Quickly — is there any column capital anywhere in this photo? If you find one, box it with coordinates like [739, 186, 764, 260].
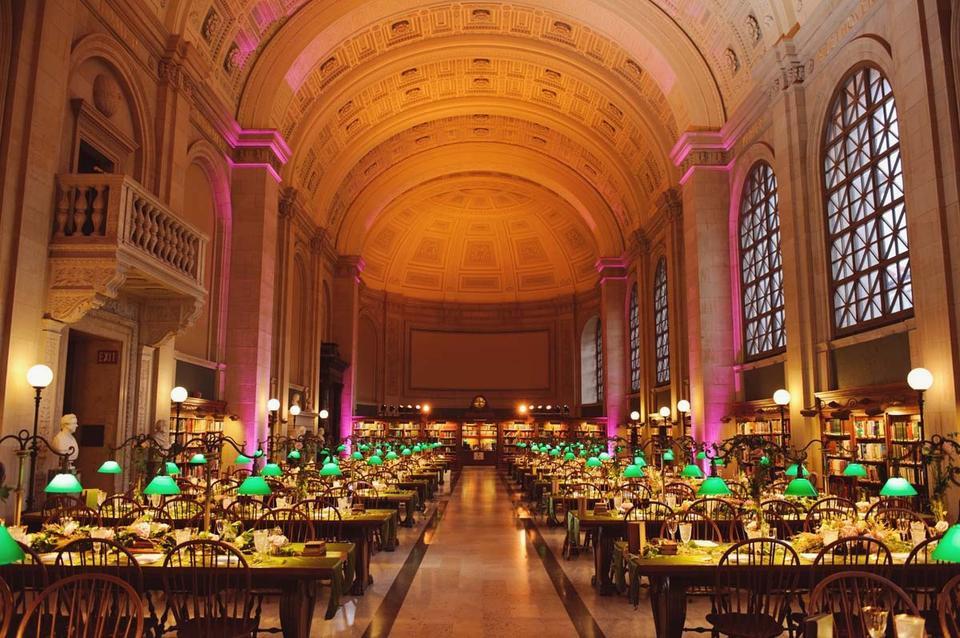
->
[335, 255, 365, 282]
[279, 186, 307, 220]
[229, 128, 291, 182]
[669, 131, 732, 185]
[595, 257, 628, 282]
[656, 187, 683, 221]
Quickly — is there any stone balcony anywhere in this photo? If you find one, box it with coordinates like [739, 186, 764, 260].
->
[47, 174, 208, 345]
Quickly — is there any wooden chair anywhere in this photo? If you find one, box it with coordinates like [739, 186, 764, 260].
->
[16, 573, 144, 638]
[760, 498, 807, 537]
[689, 498, 740, 541]
[224, 497, 267, 523]
[292, 500, 343, 541]
[255, 508, 316, 543]
[813, 537, 893, 574]
[0, 543, 48, 631]
[664, 481, 697, 502]
[809, 571, 920, 638]
[41, 497, 99, 526]
[156, 496, 204, 527]
[99, 495, 145, 527]
[804, 496, 856, 532]
[161, 540, 258, 638]
[905, 536, 947, 637]
[937, 573, 960, 638]
[866, 497, 916, 520]
[660, 512, 723, 543]
[868, 506, 928, 537]
[54, 537, 160, 636]
[0, 576, 13, 638]
[624, 501, 673, 521]
[707, 539, 800, 638]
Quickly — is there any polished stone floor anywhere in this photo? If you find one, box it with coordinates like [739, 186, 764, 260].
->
[263, 466, 709, 636]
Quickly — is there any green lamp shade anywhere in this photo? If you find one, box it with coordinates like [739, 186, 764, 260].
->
[681, 463, 704, 478]
[45, 472, 83, 494]
[351, 451, 363, 460]
[662, 449, 675, 463]
[143, 474, 180, 496]
[784, 477, 819, 498]
[261, 463, 283, 477]
[843, 462, 868, 478]
[386, 451, 398, 460]
[599, 452, 611, 461]
[880, 476, 918, 497]
[785, 464, 803, 477]
[549, 448, 559, 457]
[320, 462, 344, 477]
[932, 524, 960, 562]
[237, 475, 272, 496]
[0, 525, 25, 566]
[189, 453, 207, 465]
[287, 449, 302, 460]
[253, 449, 265, 458]
[564, 451, 576, 461]
[585, 456, 602, 468]
[165, 462, 181, 476]
[359, 443, 369, 451]
[634, 456, 647, 468]
[367, 455, 383, 466]
[759, 456, 771, 466]
[516, 442, 526, 448]
[374, 449, 384, 457]
[337, 444, 347, 452]
[623, 464, 644, 479]
[97, 460, 122, 474]
[234, 454, 252, 464]
[698, 476, 731, 496]
[696, 451, 706, 460]
[713, 458, 725, 467]
[401, 448, 412, 456]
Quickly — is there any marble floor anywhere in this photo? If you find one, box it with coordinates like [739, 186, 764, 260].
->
[283, 466, 708, 636]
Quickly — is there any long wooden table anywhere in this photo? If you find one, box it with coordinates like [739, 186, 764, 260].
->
[9, 541, 353, 637]
[629, 548, 960, 638]
[354, 490, 419, 527]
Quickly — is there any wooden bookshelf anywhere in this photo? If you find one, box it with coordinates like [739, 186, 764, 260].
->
[815, 383, 925, 499]
[726, 400, 791, 472]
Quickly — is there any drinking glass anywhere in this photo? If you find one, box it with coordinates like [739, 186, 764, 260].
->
[665, 519, 678, 540]
[862, 606, 889, 638]
[253, 530, 270, 558]
[665, 494, 677, 509]
[679, 523, 692, 544]
[173, 529, 191, 546]
[898, 518, 911, 541]
[96, 491, 106, 507]
[909, 522, 927, 547]
[215, 518, 226, 538]
[894, 614, 926, 638]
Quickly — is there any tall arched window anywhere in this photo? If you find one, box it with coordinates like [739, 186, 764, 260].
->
[739, 161, 785, 359]
[653, 257, 670, 386]
[629, 284, 640, 392]
[595, 319, 604, 403]
[823, 65, 912, 334]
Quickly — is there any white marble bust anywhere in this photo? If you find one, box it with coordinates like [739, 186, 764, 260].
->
[52, 413, 79, 464]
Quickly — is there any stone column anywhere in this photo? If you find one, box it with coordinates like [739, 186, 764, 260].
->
[154, 42, 197, 207]
[597, 258, 628, 444]
[332, 256, 364, 442]
[672, 133, 735, 443]
[223, 130, 288, 451]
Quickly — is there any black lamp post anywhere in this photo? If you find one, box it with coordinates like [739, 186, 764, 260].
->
[25, 364, 53, 512]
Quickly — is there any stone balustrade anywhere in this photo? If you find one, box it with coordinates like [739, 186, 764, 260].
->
[53, 174, 206, 286]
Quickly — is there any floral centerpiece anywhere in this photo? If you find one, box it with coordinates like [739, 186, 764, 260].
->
[789, 517, 913, 554]
[114, 515, 174, 551]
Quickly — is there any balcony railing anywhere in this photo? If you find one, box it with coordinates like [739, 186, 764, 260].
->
[53, 174, 206, 287]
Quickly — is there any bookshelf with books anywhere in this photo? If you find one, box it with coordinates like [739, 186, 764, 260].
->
[815, 384, 925, 498]
[169, 397, 226, 444]
[727, 400, 791, 472]
[539, 420, 569, 443]
[352, 419, 387, 445]
[424, 421, 460, 457]
[574, 420, 604, 442]
[500, 420, 535, 464]
[460, 421, 499, 466]
[386, 420, 421, 441]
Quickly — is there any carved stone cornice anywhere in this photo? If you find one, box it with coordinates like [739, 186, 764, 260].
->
[656, 187, 682, 221]
[595, 257, 628, 282]
[334, 255, 365, 282]
[230, 129, 291, 182]
[279, 186, 305, 220]
[630, 229, 650, 256]
[47, 260, 129, 324]
[669, 131, 730, 184]
[157, 58, 195, 97]
[310, 228, 329, 256]
[139, 298, 204, 347]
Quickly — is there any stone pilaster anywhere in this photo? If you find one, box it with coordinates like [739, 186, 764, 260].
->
[223, 130, 287, 450]
[671, 132, 735, 443]
[596, 257, 628, 443]
[332, 256, 364, 441]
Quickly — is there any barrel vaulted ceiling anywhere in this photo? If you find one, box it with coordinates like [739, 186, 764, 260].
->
[156, 0, 818, 301]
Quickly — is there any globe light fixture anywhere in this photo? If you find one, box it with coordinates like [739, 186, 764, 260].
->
[773, 389, 791, 406]
[659, 406, 671, 419]
[97, 460, 122, 474]
[422, 404, 432, 414]
[907, 367, 934, 392]
[677, 399, 691, 414]
[319, 409, 330, 419]
[26, 364, 53, 389]
[289, 404, 301, 417]
[629, 410, 640, 421]
[267, 398, 280, 412]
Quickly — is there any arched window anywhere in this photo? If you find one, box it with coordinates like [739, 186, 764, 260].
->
[580, 316, 601, 404]
[823, 65, 912, 334]
[595, 319, 603, 403]
[653, 257, 670, 386]
[629, 284, 640, 392]
[739, 161, 785, 359]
